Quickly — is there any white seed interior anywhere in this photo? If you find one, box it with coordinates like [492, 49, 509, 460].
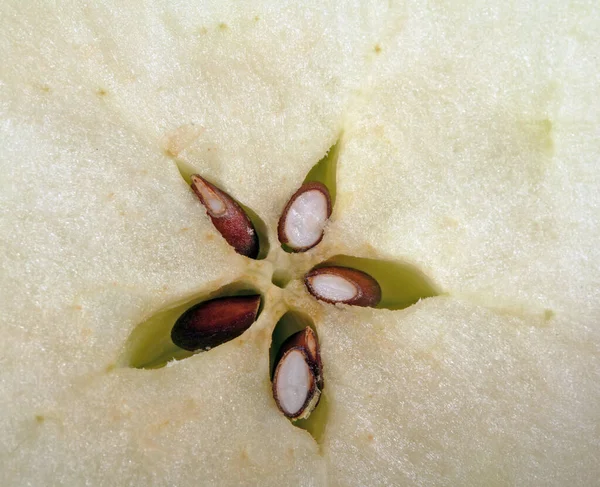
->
[193, 178, 227, 216]
[284, 189, 328, 248]
[306, 332, 317, 361]
[310, 274, 357, 302]
[276, 350, 312, 416]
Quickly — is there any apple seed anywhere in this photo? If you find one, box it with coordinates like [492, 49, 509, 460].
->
[278, 182, 332, 252]
[191, 174, 259, 258]
[171, 295, 261, 351]
[304, 266, 382, 307]
[272, 327, 322, 420]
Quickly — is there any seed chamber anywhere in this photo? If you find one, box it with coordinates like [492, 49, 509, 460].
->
[280, 140, 340, 254]
[120, 282, 262, 370]
[313, 255, 440, 310]
[270, 310, 328, 442]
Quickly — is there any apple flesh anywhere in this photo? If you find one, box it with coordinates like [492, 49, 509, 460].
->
[1, 1, 599, 486]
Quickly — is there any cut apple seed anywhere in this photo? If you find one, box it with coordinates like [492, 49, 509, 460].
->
[274, 326, 323, 388]
[171, 295, 261, 352]
[277, 181, 332, 252]
[304, 266, 382, 307]
[190, 174, 259, 259]
[272, 327, 322, 420]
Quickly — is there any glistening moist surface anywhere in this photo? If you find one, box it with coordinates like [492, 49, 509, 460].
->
[1, 1, 599, 486]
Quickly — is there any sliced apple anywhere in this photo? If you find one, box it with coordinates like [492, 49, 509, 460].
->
[0, 0, 598, 486]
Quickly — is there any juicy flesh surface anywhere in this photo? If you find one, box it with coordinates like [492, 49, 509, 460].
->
[309, 274, 357, 302]
[1, 0, 599, 486]
[276, 350, 312, 416]
[284, 190, 329, 248]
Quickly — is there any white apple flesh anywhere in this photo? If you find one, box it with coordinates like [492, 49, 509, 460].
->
[1, 1, 598, 486]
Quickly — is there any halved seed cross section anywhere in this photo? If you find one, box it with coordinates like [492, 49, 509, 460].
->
[276, 350, 314, 415]
[121, 143, 440, 435]
[278, 181, 332, 252]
